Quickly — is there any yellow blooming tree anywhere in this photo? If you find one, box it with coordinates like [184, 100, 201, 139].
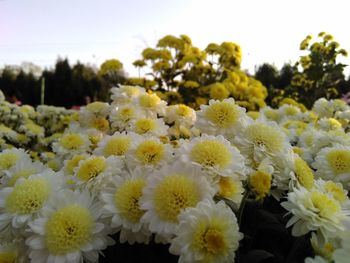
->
[288, 32, 348, 108]
[129, 34, 267, 110]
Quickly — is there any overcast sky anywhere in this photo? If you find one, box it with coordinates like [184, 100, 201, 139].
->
[1, 0, 349, 76]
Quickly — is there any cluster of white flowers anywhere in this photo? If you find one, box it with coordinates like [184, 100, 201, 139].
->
[1, 88, 350, 262]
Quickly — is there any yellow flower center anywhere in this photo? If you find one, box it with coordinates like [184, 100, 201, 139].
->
[45, 205, 93, 255]
[205, 102, 240, 128]
[124, 86, 141, 97]
[135, 140, 164, 165]
[0, 153, 18, 170]
[6, 179, 50, 214]
[64, 155, 87, 175]
[114, 178, 146, 223]
[326, 149, 350, 175]
[8, 169, 36, 186]
[139, 94, 160, 109]
[246, 123, 284, 153]
[264, 109, 279, 121]
[176, 104, 192, 117]
[250, 171, 272, 199]
[76, 157, 106, 181]
[218, 176, 240, 199]
[310, 191, 340, 219]
[135, 119, 157, 134]
[324, 181, 348, 204]
[103, 137, 131, 157]
[119, 107, 135, 122]
[154, 175, 200, 223]
[191, 140, 232, 169]
[294, 157, 314, 190]
[59, 134, 84, 150]
[91, 117, 109, 132]
[193, 222, 227, 255]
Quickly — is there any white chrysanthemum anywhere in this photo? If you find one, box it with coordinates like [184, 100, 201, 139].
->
[1, 158, 48, 187]
[164, 104, 197, 127]
[277, 104, 302, 121]
[125, 136, 173, 170]
[126, 117, 169, 136]
[18, 120, 45, 138]
[135, 92, 167, 117]
[259, 106, 281, 123]
[73, 155, 123, 191]
[304, 255, 330, 263]
[177, 134, 247, 178]
[195, 98, 250, 138]
[317, 117, 343, 131]
[93, 132, 137, 158]
[140, 162, 215, 237]
[0, 171, 66, 237]
[281, 186, 349, 240]
[234, 120, 291, 163]
[52, 132, 91, 157]
[312, 98, 334, 118]
[100, 167, 151, 244]
[110, 85, 146, 106]
[333, 232, 350, 263]
[312, 145, 350, 190]
[0, 148, 31, 173]
[286, 153, 315, 191]
[0, 124, 17, 141]
[169, 200, 243, 263]
[26, 189, 113, 263]
[109, 105, 144, 132]
[216, 175, 244, 206]
[62, 154, 89, 176]
[314, 179, 350, 208]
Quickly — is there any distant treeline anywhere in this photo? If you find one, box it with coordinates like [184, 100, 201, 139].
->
[0, 58, 126, 108]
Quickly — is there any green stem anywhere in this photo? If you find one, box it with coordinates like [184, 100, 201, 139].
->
[238, 189, 250, 228]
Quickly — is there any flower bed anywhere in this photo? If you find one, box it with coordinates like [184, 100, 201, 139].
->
[0, 86, 349, 263]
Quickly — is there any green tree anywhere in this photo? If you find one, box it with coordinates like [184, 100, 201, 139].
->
[288, 32, 348, 108]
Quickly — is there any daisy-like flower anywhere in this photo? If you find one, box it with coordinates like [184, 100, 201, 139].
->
[249, 159, 274, 200]
[312, 145, 350, 190]
[93, 132, 136, 158]
[195, 98, 250, 139]
[73, 155, 123, 192]
[140, 162, 215, 237]
[288, 154, 315, 190]
[52, 131, 91, 157]
[0, 171, 66, 237]
[109, 105, 143, 132]
[314, 179, 350, 208]
[18, 120, 45, 139]
[234, 119, 291, 163]
[169, 200, 243, 263]
[178, 134, 247, 178]
[0, 124, 17, 141]
[1, 158, 47, 187]
[317, 117, 343, 131]
[164, 104, 196, 127]
[136, 92, 167, 117]
[312, 98, 335, 118]
[110, 85, 146, 106]
[126, 117, 169, 137]
[125, 136, 173, 170]
[26, 189, 113, 263]
[333, 232, 350, 263]
[216, 176, 244, 205]
[0, 148, 31, 173]
[281, 186, 349, 240]
[100, 167, 151, 244]
[62, 154, 89, 176]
